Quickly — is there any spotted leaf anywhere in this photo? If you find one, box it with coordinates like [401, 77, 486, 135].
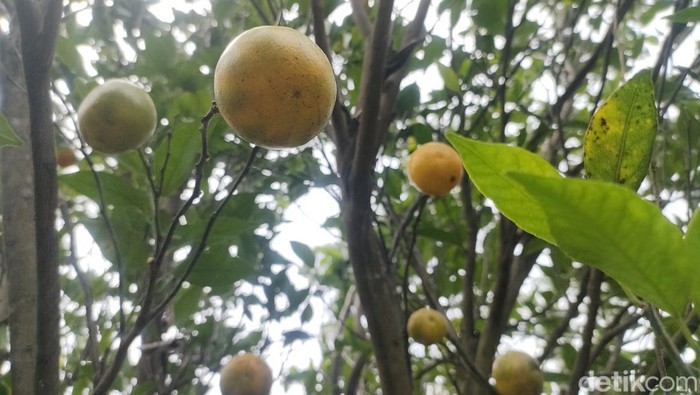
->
[583, 70, 657, 190]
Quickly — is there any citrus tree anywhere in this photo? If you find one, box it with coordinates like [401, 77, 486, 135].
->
[0, 0, 699, 394]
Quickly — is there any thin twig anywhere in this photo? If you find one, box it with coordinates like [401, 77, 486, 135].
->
[80, 143, 127, 334]
[152, 146, 261, 316]
[389, 194, 429, 264]
[93, 104, 218, 394]
[59, 202, 101, 377]
[539, 267, 591, 362]
[646, 307, 694, 378]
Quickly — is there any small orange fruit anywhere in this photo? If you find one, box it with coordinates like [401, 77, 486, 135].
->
[219, 353, 273, 395]
[407, 141, 463, 196]
[56, 147, 79, 167]
[214, 26, 337, 149]
[407, 307, 449, 345]
[78, 79, 157, 154]
[492, 350, 543, 395]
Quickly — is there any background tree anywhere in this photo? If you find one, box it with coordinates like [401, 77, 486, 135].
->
[0, 0, 698, 394]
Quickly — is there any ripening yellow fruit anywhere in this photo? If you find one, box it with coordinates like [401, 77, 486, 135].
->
[78, 79, 157, 154]
[407, 141, 463, 196]
[214, 26, 337, 149]
[492, 351, 544, 395]
[407, 307, 449, 345]
[220, 353, 273, 395]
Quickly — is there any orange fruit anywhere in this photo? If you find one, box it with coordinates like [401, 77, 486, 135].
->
[407, 307, 449, 345]
[407, 142, 463, 196]
[56, 147, 79, 167]
[219, 353, 273, 395]
[78, 79, 157, 154]
[492, 351, 543, 395]
[213, 26, 337, 149]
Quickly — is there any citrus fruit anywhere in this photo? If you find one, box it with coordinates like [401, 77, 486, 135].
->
[407, 141, 463, 196]
[78, 79, 157, 154]
[492, 350, 543, 395]
[213, 25, 336, 149]
[407, 307, 449, 345]
[220, 353, 273, 395]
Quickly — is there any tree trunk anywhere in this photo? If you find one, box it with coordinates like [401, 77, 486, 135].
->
[340, 185, 413, 395]
[11, 0, 63, 392]
[0, 17, 39, 395]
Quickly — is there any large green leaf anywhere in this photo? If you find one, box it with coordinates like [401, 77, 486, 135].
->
[81, 206, 152, 275]
[60, 171, 152, 215]
[583, 70, 657, 190]
[446, 132, 561, 244]
[685, 209, 700, 304]
[510, 173, 691, 314]
[0, 113, 23, 147]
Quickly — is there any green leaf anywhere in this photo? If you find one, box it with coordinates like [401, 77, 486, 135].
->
[0, 113, 23, 147]
[396, 83, 421, 118]
[60, 171, 152, 215]
[55, 35, 85, 75]
[185, 246, 256, 289]
[301, 304, 313, 323]
[152, 122, 201, 197]
[81, 207, 152, 273]
[685, 210, 700, 304]
[174, 286, 203, 326]
[686, 209, 700, 249]
[290, 241, 315, 267]
[666, 6, 700, 23]
[445, 132, 561, 244]
[283, 329, 312, 346]
[510, 173, 691, 314]
[583, 70, 657, 190]
[471, 0, 507, 34]
[437, 63, 460, 93]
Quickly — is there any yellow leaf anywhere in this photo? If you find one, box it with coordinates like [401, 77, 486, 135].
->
[583, 70, 657, 190]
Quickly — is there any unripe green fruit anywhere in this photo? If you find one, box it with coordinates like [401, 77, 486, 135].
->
[78, 79, 157, 154]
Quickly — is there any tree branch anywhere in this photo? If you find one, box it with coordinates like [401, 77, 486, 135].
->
[472, 219, 519, 381]
[350, 0, 396, 186]
[350, 0, 372, 38]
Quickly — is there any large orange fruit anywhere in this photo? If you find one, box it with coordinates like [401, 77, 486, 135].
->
[219, 353, 273, 395]
[78, 79, 157, 154]
[214, 26, 337, 149]
[407, 141, 463, 196]
[407, 307, 449, 345]
[492, 350, 544, 395]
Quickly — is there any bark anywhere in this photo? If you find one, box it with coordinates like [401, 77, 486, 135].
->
[11, 0, 63, 393]
[310, 0, 430, 391]
[0, 13, 38, 395]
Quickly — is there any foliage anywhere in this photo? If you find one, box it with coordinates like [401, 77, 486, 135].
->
[0, 0, 699, 394]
